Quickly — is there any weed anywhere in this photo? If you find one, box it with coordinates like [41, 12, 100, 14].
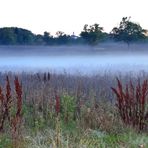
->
[111, 78, 148, 131]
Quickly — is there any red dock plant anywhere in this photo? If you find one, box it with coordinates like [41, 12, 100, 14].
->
[55, 91, 60, 116]
[111, 78, 148, 131]
[0, 86, 5, 131]
[0, 75, 23, 141]
[6, 76, 12, 122]
[11, 76, 23, 139]
[0, 76, 12, 131]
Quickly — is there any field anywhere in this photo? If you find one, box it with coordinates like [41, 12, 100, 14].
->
[0, 71, 147, 148]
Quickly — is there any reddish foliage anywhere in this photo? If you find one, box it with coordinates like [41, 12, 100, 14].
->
[11, 76, 23, 139]
[55, 91, 60, 115]
[14, 76, 22, 117]
[111, 78, 148, 131]
[5, 76, 12, 121]
[0, 76, 12, 131]
[0, 86, 4, 104]
[0, 86, 5, 131]
[0, 75, 23, 141]
[6, 76, 11, 103]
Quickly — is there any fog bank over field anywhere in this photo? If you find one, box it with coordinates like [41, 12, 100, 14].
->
[0, 42, 148, 74]
[1, 42, 148, 56]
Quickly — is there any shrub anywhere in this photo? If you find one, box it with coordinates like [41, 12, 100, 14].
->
[60, 95, 76, 124]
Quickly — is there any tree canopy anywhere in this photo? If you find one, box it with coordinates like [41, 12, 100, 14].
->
[0, 19, 147, 46]
[80, 24, 105, 45]
[111, 17, 147, 46]
[0, 27, 35, 45]
[0, 27, 81, 45]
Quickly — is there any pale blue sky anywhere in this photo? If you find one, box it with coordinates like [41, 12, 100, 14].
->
[0, 0, 147, 35]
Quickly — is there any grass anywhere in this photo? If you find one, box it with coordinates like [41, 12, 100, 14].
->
[0, 71, 147, 147]
[24, 128, 147, 148]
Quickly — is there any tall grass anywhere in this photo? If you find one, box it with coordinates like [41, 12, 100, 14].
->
[0, 71, 147, 147]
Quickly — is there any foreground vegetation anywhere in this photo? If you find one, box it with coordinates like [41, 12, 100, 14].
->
[0, 72, 147, 148]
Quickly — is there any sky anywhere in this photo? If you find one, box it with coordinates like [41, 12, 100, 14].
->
[0, 0, 148, 36]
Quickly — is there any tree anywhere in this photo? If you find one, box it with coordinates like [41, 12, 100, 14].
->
[80, 23, 105, 45]
[0, 28, 17, 45]
[111, 17, 147, 47]
[14, 27, 35, 44]
[43, 31, 54, 45]
[55, 31, 70, 45]
[35, 34, 44, 45]
[0, 27, 35, 45]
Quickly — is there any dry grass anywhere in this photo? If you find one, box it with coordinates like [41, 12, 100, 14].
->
[0, 71, 147, 147]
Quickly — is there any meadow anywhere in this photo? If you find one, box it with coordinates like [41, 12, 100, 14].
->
[0, 71, 147, 148]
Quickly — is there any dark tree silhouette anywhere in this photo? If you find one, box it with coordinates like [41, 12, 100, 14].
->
[43, 31, 55, 45]
[111, 17, 147, 47]
[80, 23, 105, 45]
[55, 31, 70, 45]
[0, 27, 35, 45]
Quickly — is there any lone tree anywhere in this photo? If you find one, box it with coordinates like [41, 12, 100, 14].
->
[80, 23, 105, 45]
[111, 17, 147, 47]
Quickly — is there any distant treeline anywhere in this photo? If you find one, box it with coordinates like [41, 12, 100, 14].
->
[0, 28, 83, 45]
[0, 17, 148, 46]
